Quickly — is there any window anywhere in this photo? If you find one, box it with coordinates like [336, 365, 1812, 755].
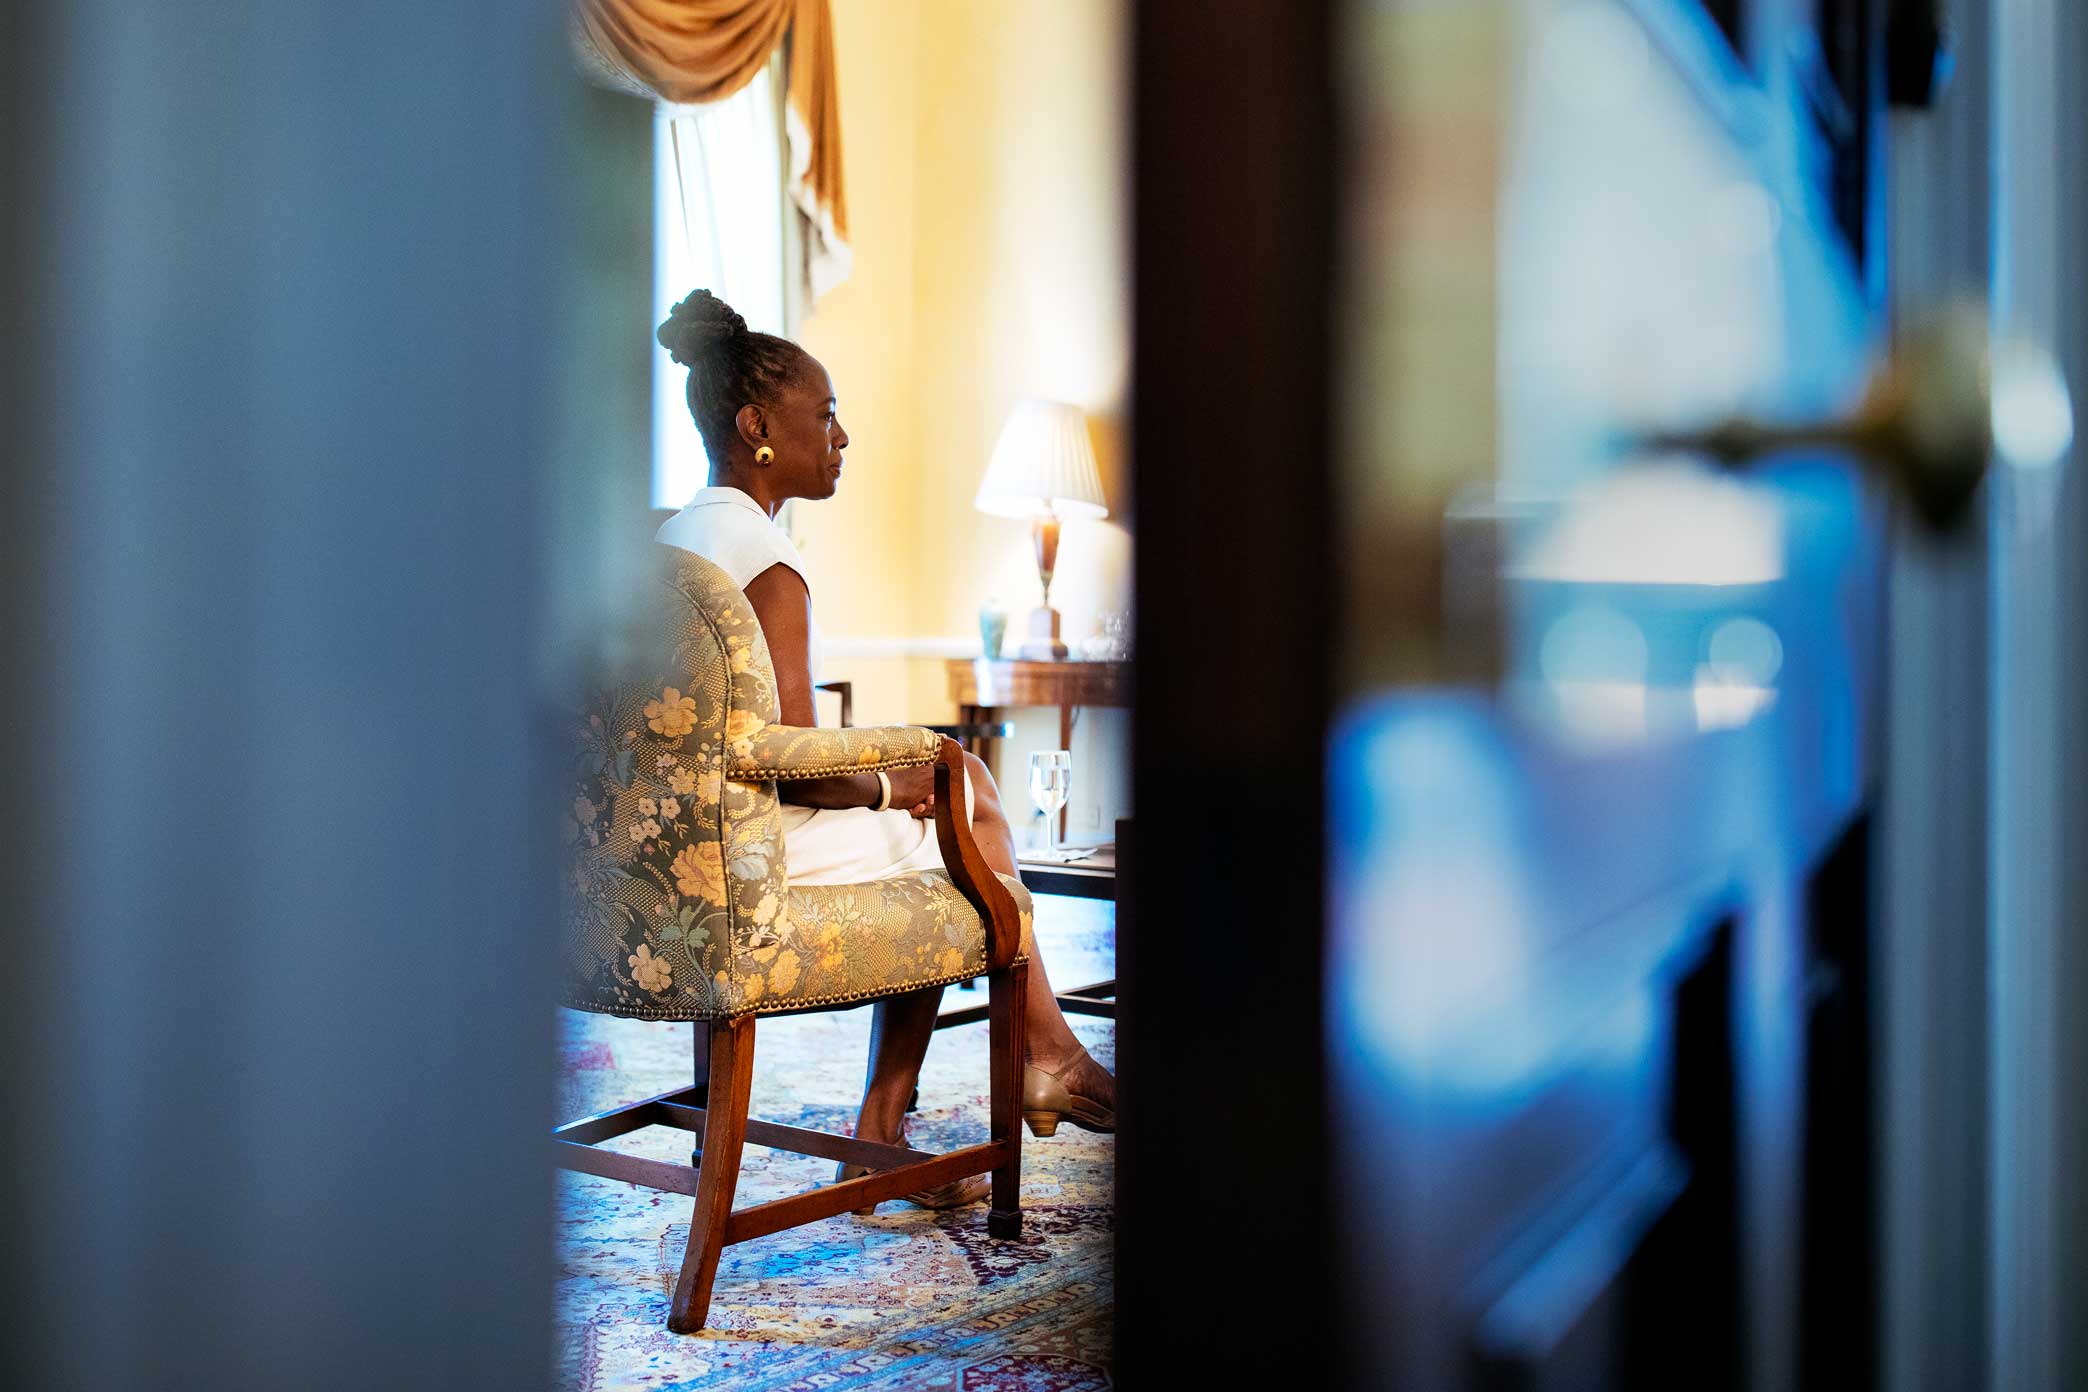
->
[651, 60, 791, 509]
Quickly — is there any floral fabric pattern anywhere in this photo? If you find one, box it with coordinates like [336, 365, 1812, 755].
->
[563, 547, 1030, 1021]
[644, 687, 698, 738]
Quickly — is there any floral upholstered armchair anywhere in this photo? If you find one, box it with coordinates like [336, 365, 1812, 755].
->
[556, 545, 1034, 1335]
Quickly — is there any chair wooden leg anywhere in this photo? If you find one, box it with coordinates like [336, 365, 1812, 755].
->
[668, 1015, 755, 1334]
[987, 960, 1028, 1239]
[689, 1021, 711, 1167]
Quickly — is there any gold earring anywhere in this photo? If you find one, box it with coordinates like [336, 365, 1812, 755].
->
[754, 446, 775, 465]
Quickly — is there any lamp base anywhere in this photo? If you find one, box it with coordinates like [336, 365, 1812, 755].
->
[1016, 606, 1068, 661]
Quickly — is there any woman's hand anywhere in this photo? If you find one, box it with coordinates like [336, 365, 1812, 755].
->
[886, 764, 937, 817]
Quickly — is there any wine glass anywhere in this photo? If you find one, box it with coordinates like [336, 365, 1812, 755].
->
[1028, 750, 1072, 858]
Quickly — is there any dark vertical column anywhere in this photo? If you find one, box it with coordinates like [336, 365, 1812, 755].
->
[1802, 816, 1880, 1390]
[2, 4, 563, 1387]
[0, 8, 43, 1384]
[1121, 0, 1336, 1382]
[1629, 921, 1742, 1392]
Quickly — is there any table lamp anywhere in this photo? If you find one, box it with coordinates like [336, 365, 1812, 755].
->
[974, 399, 1109, 660]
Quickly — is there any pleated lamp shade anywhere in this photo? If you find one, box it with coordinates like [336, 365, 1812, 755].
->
[974, 399, 1109, 520]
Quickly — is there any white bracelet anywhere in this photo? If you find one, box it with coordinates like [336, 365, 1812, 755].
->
[873, 771, 892, 812]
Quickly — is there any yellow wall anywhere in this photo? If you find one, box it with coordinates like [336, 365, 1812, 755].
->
[795, 0, 1131, 842]
[907, 0, 1132, 663]
[790, 0, 921, 727]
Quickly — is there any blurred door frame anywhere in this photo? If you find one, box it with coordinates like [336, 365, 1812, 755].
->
[1878, 1, 1993, 1385]
[1982, 2, 2088, 1386]
[1121, 0, 1338, 1383]
[1884, 0, 2088, 1386]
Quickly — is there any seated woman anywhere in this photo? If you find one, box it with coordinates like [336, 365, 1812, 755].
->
[653, 289, 1115, 1208]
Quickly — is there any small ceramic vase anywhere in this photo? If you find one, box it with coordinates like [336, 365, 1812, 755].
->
[979, 600, 1008, 660]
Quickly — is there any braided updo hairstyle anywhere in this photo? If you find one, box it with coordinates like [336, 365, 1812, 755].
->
[656, 289, 814, 462]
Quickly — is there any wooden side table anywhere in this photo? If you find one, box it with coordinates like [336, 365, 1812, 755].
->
[935, 842, 1118, 1031]
[1013, 844, 1117, 901]
[944, 658, 1131, 842]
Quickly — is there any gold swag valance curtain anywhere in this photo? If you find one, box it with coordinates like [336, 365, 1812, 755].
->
[573, 0, 849, 300]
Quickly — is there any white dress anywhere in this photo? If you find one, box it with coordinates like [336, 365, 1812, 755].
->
[656, 487, 965, 886]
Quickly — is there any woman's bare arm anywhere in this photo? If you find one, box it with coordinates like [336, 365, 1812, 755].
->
[741, 564, 934, 810]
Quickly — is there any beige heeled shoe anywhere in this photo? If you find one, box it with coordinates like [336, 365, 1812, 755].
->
[833, 1154, 991, 1215]
[1021, 1056, 1116, 1138]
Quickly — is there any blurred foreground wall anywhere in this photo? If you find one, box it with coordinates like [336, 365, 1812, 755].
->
[1, 4, 561, 1387]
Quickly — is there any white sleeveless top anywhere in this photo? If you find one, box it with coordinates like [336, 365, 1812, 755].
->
[655, 487, 823, 684]
[655, 486, 961, 886]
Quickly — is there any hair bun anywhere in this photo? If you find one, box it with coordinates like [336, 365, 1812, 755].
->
[657, 289, 746, 367]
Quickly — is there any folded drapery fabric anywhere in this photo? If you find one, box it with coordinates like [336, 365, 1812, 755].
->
[573, 0, 849, 300]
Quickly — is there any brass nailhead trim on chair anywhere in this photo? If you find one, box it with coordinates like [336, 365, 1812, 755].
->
[559, 954, 1032, 1023]
[726, 748, 938, 780]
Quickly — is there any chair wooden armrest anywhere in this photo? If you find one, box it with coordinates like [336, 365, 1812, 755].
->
[930, 737, 1025, 972]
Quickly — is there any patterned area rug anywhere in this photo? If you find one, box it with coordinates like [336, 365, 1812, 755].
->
[556, 895, 1115, 1391]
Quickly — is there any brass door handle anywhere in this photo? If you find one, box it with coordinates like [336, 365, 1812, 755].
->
[1636, 305, 2071, 529]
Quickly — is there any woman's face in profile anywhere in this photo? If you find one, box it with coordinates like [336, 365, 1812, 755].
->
[765, 359, 849, 500]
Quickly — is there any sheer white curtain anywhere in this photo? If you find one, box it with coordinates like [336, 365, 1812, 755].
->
[652, 56, 793, 509]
